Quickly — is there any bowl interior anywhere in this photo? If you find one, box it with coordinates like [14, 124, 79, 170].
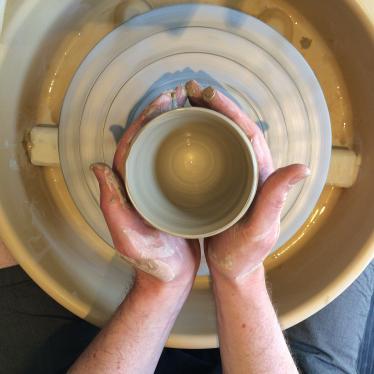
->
[126, 108, 257, 238]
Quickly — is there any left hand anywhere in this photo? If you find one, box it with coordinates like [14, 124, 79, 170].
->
[91, 87, 200, 290]
[186, 80, 310, 282]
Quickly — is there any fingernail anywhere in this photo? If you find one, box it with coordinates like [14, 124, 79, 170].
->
[90, 163, 103, 172]
[90, 164, 101, 182]
[202, 86, 216, 102]
[289, 167, 311, 185]
[186, 80, 199, 96]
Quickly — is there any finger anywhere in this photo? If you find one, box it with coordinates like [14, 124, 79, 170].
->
[91, 162, 141, 260]
[175, 84, 188, 107]
[113, 86, 187, 179]
[243, 164, 310, 237]
[113, 92, 173, 179]
[202, 86, 274, 184]
[186, 80, 208, 107]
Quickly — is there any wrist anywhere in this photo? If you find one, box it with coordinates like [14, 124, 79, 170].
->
[210, 264, 267, 295]
[132, 270, 193, 304]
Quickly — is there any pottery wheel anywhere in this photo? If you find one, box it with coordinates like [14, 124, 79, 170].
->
[59, 4, 331, 274]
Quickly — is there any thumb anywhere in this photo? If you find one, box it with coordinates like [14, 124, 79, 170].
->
[92, 163, 180, 282]
[243, 164, 310, 235]
[91, 162, 140, 260]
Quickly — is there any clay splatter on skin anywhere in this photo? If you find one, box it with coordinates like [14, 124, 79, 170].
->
[135, 258, 175, 282]
[209, 250, 233, 271]
[120, 253, 175, 282]
[91, 163, 127, 207]
[122, 228, 176, 258]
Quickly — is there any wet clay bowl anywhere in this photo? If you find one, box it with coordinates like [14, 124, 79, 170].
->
[125, 107, 258, 238]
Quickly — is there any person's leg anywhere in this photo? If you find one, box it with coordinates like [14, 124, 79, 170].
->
[357, 290, 374, 374]
[0, 243, 220, 374]
[286, 261, 374, 374]
[157, 348, 222, 374]
[0, 265, 99, 373]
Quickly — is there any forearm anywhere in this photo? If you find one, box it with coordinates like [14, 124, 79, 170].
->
[211, 266, 297, 374]
[69, 274, 191, 373]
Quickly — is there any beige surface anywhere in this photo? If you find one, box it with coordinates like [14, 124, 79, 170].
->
[358, 0, 374, 23]
[0, 0, 373, 348]
[327, 149, 361, 188]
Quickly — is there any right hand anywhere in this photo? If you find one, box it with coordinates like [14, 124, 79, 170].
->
[186, 80, 310, 282]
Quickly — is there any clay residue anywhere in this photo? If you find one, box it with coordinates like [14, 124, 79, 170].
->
[300, 36, 312, 49]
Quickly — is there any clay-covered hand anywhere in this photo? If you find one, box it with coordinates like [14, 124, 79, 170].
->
[92, 87, 200, 287]
[186, 80, 310, 281]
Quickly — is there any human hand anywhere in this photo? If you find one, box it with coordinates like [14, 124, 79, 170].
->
[186, 80, 310, 282]
[91, 87, 200, 290]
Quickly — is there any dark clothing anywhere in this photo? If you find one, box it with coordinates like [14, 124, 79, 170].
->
[0, 263, 373, 374]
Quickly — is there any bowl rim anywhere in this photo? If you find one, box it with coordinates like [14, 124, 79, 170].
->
[124, 107, 259, 239]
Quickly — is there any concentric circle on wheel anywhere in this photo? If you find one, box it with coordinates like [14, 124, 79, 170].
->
[59, 5, 331, 275]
